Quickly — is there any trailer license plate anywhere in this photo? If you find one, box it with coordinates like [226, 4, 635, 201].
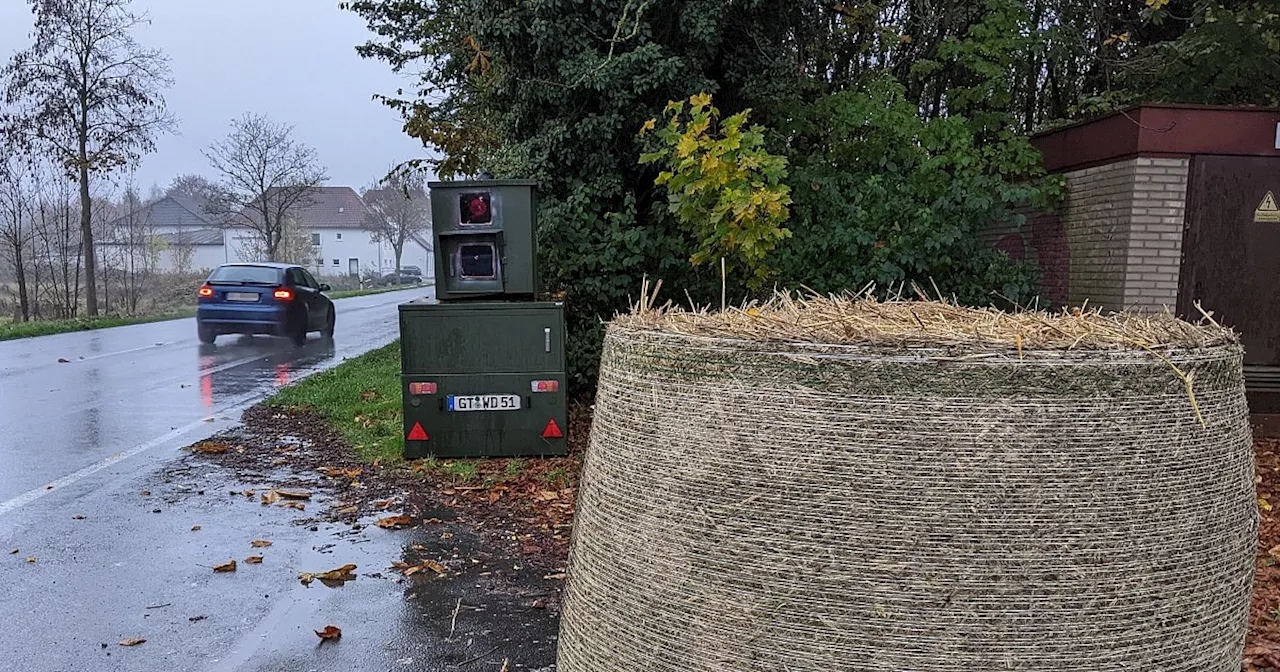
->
[227, 292, 258, 302]
[448, 394, 521, 412]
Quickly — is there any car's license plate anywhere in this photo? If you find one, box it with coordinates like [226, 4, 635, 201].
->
[227, 292, 259, 302]
[447, 394, 521, 412]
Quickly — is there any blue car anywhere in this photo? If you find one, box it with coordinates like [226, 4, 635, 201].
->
[196, 263, 336, 346]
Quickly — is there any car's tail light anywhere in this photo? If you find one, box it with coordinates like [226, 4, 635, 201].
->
[273, 288, 294, 300]
[197, 285, 213, 297]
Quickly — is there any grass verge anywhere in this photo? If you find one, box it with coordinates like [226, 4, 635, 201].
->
[0, 283, 429, 342]
[327, 282, 430, 300]
[0, 308, 197, 342]
[270, 342, 405, 464]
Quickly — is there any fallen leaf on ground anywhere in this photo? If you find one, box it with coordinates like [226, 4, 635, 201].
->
[240, 489, 255, 498]
[535, 490, 559, 501]
[299, 564, 357, 586]
[118, 638, 146, 647]
[25, 557, 35, 563]
[281, 501, 305, 511]
[274, 488, 311, 500]
[244, 555, 263, 564]
[191, 525, 201, 531]
[359, 390, 377, 401]
[372, 499, 394, 510]
[260, 491, 280, 505]
[212, 560, 237, 573]
[315, 625, 341, 641]
[404, 560, 445, 576]
[71, 515, 85, 520]
[423, 518, 442, 525]
[189, 441, 230, 454]
[337, 505, 358, 515]
[391, 561, 411, 570]
[375, 515, 413, 529]
[140, 490, 150, 496]
[250, 540, 272, 548]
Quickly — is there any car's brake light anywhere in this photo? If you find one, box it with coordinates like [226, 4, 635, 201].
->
[273, 288, 294, 300]
[197, 285, 213, 297]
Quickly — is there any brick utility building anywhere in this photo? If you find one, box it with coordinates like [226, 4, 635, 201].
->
[988, 104, 1280, 410]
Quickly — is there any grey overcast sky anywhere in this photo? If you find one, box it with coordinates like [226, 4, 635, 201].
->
[0, 0, 429, 193]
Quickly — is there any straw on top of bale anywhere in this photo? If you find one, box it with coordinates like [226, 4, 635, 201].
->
[616, 291, 1237, 353]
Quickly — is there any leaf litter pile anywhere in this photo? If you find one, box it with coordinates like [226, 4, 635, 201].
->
[181, 403, 586, 565]
[1248, 438, 1280, 671]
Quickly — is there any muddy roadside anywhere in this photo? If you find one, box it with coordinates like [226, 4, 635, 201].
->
[160, 402, 589, 670]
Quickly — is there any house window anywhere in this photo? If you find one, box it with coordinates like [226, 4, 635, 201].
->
[311, 233, 321, 246]
[332, 259, 340, 266]
[335, 232, 343, 241]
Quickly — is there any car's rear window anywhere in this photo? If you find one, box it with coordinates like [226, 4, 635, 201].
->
[208, 266, 282, 284]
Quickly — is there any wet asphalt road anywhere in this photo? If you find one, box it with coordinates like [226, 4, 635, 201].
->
[0, 286, 561, 672]
[0, 287, 429, 505]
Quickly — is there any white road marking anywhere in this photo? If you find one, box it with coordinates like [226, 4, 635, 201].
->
[0, 417, 219, 518]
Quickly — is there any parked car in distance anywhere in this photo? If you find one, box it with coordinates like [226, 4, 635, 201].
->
[196, 263, 335, 346]
[379, 266, 423, 286]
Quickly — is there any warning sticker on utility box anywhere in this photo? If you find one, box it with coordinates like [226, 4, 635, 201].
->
[1256, 191, 1280, 222]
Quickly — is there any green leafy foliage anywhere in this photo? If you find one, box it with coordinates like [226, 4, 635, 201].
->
[639, 94, 792, 286]
[347, 0, 1264, 393]
[776, 76, 1057, 305]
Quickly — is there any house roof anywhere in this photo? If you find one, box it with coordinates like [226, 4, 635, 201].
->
[100, 227, 223, 247]
[157, 228, 223, 246]
[232, 186, 367, 230]
[105, 195, 223, 230]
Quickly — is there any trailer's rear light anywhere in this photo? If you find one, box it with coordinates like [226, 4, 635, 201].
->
[273, 289, 294, 300]
[408, 382, 437, 395]
[531, 380, 560, 393]
[197, 285, 213, 297]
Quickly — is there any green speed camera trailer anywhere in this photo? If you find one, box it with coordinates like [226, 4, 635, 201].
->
[399, 179, 568, 458]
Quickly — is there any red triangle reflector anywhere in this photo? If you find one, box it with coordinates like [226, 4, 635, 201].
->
[541, 419, 563, 439]
[406, 422, 429, 441]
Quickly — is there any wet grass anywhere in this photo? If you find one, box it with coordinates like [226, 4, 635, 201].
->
[270, 342, 406, 465]
[0, 308, 197, 342]
[326, 282, 430, 300]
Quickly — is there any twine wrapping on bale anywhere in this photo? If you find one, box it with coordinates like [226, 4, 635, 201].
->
[557, 295, 1257, 672]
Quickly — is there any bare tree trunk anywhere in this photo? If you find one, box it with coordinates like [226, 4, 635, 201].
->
[79, 156, 98, 315]
[13, 247, 30, 322]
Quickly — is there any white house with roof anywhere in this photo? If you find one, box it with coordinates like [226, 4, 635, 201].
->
[99, 196, 230, 273]
[224, 186, 433, 280]
[103, 187, 433, 279]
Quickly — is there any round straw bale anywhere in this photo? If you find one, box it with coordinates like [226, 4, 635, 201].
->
[558, 298, 1256, 672]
